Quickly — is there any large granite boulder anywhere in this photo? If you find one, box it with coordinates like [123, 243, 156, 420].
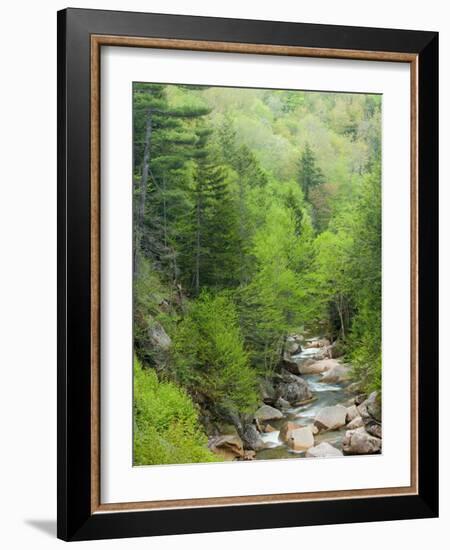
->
[320, 363, 350, 384]
[254, 404, 284, 422]
[305, 442, 343, 458]
[276, 373, 312, 405]
[298, 358, 334, 375]
[342, 427, 382, 455]
[314, 405, 348, 431]
[287, 426, 314, 451]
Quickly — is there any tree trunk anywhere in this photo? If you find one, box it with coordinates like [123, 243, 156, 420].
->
[194, 196, 201, 295]
[134, 110, 152, 276]
[336, 295, 345, 339]
[162, 173, 168, 249]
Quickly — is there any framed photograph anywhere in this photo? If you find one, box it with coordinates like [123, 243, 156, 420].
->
[57, 8, 438, 541]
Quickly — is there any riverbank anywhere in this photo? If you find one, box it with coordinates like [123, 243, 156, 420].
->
[208, 336, 382, 461]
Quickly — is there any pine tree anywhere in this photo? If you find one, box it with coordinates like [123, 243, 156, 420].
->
[132, 83, 210, 276]
[298, 142, 324, 201]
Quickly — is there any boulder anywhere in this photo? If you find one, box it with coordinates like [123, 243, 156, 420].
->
[254, 404, 284, 422]
[287, 427, 315, 451]
[276, 373, 312, 405]
[281, 356, 302, 375]
[274, 397, 291, 411]
[298, 358, 334, 375]
[240, 422, 266, 451]
[260, 379, 277, 405]
[320, 363, 350, 384]
[148, 320, 171, 351]
[357, 392, 382, 438]
[342, 427, 382, 455]
[305, 442, 343, 458]
[346, 415, 364, 429]
[279, 421, 300, 443]
[366, 391, 382, 422]
[286, 340, 301, 355]
[366, 423, 382, 438]
[314, 405, 348, 431]
[208, 435, 244, 460]
[346, 404, 359, 423]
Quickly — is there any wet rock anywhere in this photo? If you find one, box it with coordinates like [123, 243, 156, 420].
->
[274, 397, 291, 411]
[298, 358, 334, 375]
[208, 435, 244, 460]
[287, 426, 315, 451]
[342, 427, 382, 455]
[320, 363, 350, 384]
[306, 442, 343, 458]
[279, 421, 301, 443]
[254, 404, 284, 421]
[314, 405, 348, 431]
[277, 373, 312, 405]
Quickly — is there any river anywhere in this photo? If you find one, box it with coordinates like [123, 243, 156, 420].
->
[256, 345, 350, 460]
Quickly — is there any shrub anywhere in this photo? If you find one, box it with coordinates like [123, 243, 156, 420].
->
[133, 357, 219, 465]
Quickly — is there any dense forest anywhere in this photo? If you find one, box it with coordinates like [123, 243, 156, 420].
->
[133, 83, 382, 465]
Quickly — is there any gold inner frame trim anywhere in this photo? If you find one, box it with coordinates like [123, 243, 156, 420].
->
[90, 34, 419, 514]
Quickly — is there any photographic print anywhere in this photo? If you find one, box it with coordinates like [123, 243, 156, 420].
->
[132, 82, 382, 466]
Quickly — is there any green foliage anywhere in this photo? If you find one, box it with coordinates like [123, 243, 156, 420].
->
[173, 292, 259, 415]
[132, 83, 383, 464]
[134, 357, 219, 465]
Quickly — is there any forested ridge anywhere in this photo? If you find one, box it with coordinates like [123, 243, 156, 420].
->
[133, 83, 382, 465]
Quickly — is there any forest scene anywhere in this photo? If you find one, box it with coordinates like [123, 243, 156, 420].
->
[133, 82, 382, 466]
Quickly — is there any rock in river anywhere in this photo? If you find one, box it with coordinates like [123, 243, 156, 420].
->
[254, 404, 284, 421]
[306, 442, 343, 458]
[287, 426, 315, 451]
[276, 372, 312, 405]
[320, 363, 350, 384]
[342, 427, 382, 454]
[314, 404, 348, 431]
[208, 434, 244, 460]
[298, 358, 333, 375]
[279, 421, 317, 443]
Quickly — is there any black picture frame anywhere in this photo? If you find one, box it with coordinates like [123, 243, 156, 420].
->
[57, 7, 438, 541]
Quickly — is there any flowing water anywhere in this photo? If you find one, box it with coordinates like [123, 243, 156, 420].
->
[256, 345, 349, 460]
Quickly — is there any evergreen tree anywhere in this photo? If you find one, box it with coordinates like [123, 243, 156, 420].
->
[297, 142, 325, 201]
